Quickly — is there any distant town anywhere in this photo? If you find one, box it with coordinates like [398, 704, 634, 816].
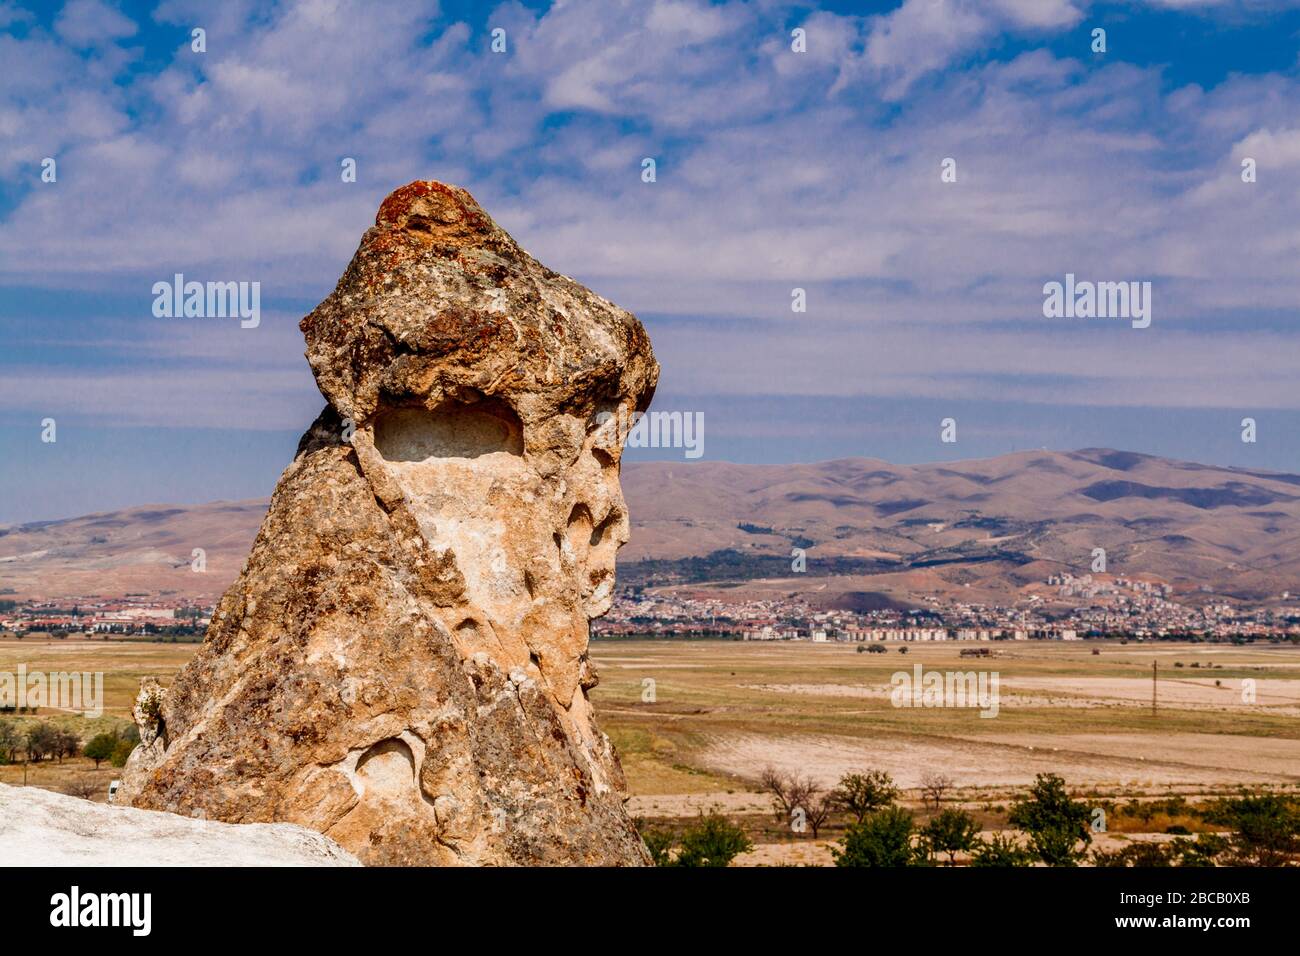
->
[2, 569, 1297, 644]
[0, 597, 210, 639]
[594, 571, 1300, 643]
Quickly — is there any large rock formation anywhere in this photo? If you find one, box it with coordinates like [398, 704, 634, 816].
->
[119, 181, 658, 865]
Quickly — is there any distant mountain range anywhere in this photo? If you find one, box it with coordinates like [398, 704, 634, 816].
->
[2, 449, 1298, 604]
[620, 449, 1300, 604]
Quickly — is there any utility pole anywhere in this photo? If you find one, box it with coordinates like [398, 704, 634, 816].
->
[1151, 660, 1157, 717]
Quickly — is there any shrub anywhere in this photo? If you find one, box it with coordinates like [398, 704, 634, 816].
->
[0, 718, 21, 763]
[64, 777, 102, 801]
[1168, 834, 1228, 867]
[833, 807, 922, 867]
[24, 722, 59, 762]
[1008, 773, 1092, 866]
[831, 770, 899, 823]
[671, 812, 752, 867]
[636, 821, 676, 866]
[969, 832, 1035, 867]
[922, 808, 981, 865]
[84, 732, 118, 768]
[109, 739, 135, 768]
[1205, 795, 1300, 866]
[1092, 841, 1174, 867]
[1094, 835, 1228, 868]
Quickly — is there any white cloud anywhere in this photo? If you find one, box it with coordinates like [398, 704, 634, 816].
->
[863, 0, 995, 99]
[848, 0, 1082, 100]
[645, 0, 729, 39]
[990, 0, 1083, 29]
[2, 0, 1300, 436]
[54, 0, 137, 47]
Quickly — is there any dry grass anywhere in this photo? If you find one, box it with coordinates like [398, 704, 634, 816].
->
[591, 639, 1300, 788]
[3, 634, 1297, 865]
[0, 636, 198, 799]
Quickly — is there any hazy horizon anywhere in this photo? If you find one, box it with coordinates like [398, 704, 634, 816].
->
[7, 440, 1300, 527]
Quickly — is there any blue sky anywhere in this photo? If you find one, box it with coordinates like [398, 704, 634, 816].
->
[3, 0, 1300, 523]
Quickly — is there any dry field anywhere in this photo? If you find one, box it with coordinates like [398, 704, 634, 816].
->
[0, 636, 195, 718]
[3, 635, 1298, 864]
[0, 637, 196, 795]
[589, 638, 1300, 864]
[590, 639, 1300, 792]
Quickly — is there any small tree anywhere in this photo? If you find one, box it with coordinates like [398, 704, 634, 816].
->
[760, 766, 796, 822]
[786, 775, 819, 830]
[833, 807, 921, 867]
[922, 808, 980, 865]
[84, 732, 118, 769]
[1207, 795, 1300, 867]
[64, 777, 101, 801]
[24, 722, 58, 762]
[804, 791, 835, 840]
[760, 767, 819, 832]
[1008, 773, 1092, 866]
[969, 832, 1035, 867]
[0, 719, 20, 763]
[109, 739, 134, 768]
[832, 770, 899, 823]
[672, 812, 753, 867]
[634, 819, 675, 866]
[54, 729, 80, 762]
[920, 771, 954, 811]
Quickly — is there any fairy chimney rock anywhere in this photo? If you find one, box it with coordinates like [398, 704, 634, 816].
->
[120, 180, 658, 866]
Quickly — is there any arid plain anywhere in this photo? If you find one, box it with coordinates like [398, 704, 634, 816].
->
[5, 635, 1296, 865]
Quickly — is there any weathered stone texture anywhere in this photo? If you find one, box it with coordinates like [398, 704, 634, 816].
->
[121, 181, 658, 865]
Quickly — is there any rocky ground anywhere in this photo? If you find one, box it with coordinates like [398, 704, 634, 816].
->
[0, 783, 359, 866]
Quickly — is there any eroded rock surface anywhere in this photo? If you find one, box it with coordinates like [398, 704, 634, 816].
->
[0, 783, 359, 867]
[120, 181, 658, 865]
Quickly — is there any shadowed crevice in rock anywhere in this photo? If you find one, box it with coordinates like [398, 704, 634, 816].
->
[373, 401, 524, 461]
[355, 738, 417, 795]
[119, 180, 658, 866]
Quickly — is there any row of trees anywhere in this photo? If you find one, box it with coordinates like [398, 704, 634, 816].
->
[827, 771, 1300, 867]
[636, 768, 961, 867]
[761, 766, 954, 838]
[825, 771, 1057, 867]
[756, 766, 1299, 867]
[0, 719, 137, 768]
[0, 719, 79, 763]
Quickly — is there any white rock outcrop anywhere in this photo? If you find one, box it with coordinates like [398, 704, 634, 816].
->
[0, 783, 360, 866]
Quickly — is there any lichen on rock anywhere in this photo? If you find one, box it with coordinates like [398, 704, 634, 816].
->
[119, 180, 658, 865]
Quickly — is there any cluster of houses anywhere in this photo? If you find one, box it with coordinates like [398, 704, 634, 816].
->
[742, 625, 1079, 642]
[0, 600, 209, 635]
